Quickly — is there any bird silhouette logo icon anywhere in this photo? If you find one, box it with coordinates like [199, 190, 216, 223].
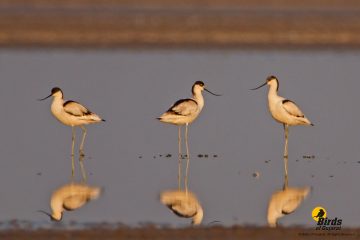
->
[312, 206, 327, 222]
[315, 209, 325, 218]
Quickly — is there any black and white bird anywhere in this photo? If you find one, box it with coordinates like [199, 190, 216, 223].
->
[160, 190, 204, 225]
[251, 76, 313, 185]
[39, 87, 105, 176]
[158, 81, 220, 192]
[39, 183, 102, 221]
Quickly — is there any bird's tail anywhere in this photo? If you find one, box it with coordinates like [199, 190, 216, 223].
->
[81, 113, 104, 123]
[301, 116, 313, 126]
[89, 187, 102, 200]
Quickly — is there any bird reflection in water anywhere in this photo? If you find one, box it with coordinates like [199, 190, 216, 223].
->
[160, 190, 203, 225]
[267, 178, 311, 227]
[157, 81, 220, 192]
[78, 154, 87, 182]
[39, 183, 102, 221]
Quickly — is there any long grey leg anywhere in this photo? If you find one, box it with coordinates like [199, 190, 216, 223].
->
[178, 125, 182, 191]
[283, 124, 289, 189]
[79, 125, 87, 157]
[79, 154, 87, 182]
[184, 123, 190, 194]
[71, 126, 76, 178]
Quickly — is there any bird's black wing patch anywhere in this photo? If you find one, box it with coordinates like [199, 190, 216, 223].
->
[282, 209, 295, 215]
[63, 100, 92, 117]
[168, 204, 197, 218]
[167, 98, 197, 116]
[282, 99, 304, 117]
[63, 100, 76, 106]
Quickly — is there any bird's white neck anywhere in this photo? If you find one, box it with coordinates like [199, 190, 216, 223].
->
[52, 212, 62, 221]
[268, 82, 278, 96]
[267, 83, 282, 103]
[192, 89, 204, 111]
[51, 95, 65, 113]
[50, 196, 64, 221]
[267, 214, 277, 227]
[192, 205, 204, 225]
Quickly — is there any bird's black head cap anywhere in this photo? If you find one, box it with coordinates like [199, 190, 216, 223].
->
[266, 75, 279, 91]
[192, 81, 205, 95]
[194, 81, 205, 87]
[51, 87, 62, 95]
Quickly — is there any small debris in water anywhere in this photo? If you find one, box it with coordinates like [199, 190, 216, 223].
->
[311, 174, 315, 178]
[159, 154, 162, 157]
[329, 175, 334, 178]
[303, 155, 315, 159]
[165, 154, 172, 158]
[197, 154, 218, 158]
[207, 220, 223, 226]
[296, 159, 299, 162]
[138, 155, 142, 159]
[252, 172, 260, 179]
[36, 172, 42, 176]
[153, 156, 156, 159]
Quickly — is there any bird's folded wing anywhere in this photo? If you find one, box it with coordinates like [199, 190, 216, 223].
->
[282, 100, 304, 117]
[167, 99, 198, 116]
[64, 101, 92, 117]
[170, 202, 197, 217]
[281, 196, 303, 215]
[63, 196, 87, 210]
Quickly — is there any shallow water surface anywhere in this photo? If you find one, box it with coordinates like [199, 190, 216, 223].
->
[0, 49, 359, 227]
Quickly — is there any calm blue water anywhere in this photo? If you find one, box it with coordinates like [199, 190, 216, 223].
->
[0, 49, 359, 227]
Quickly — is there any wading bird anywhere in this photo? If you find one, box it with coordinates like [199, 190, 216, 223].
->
[39, 183, 102, 221]
[267, 185, 310, 227]
[160, 190, 203, 225]
[251, 76, 313, 185]
[39, 87, 105, 176]
[158, 81, 220, 192]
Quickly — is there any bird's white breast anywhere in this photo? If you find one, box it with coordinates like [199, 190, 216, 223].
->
[268, 95, 288, 124]
[50, 100, 73, 126]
